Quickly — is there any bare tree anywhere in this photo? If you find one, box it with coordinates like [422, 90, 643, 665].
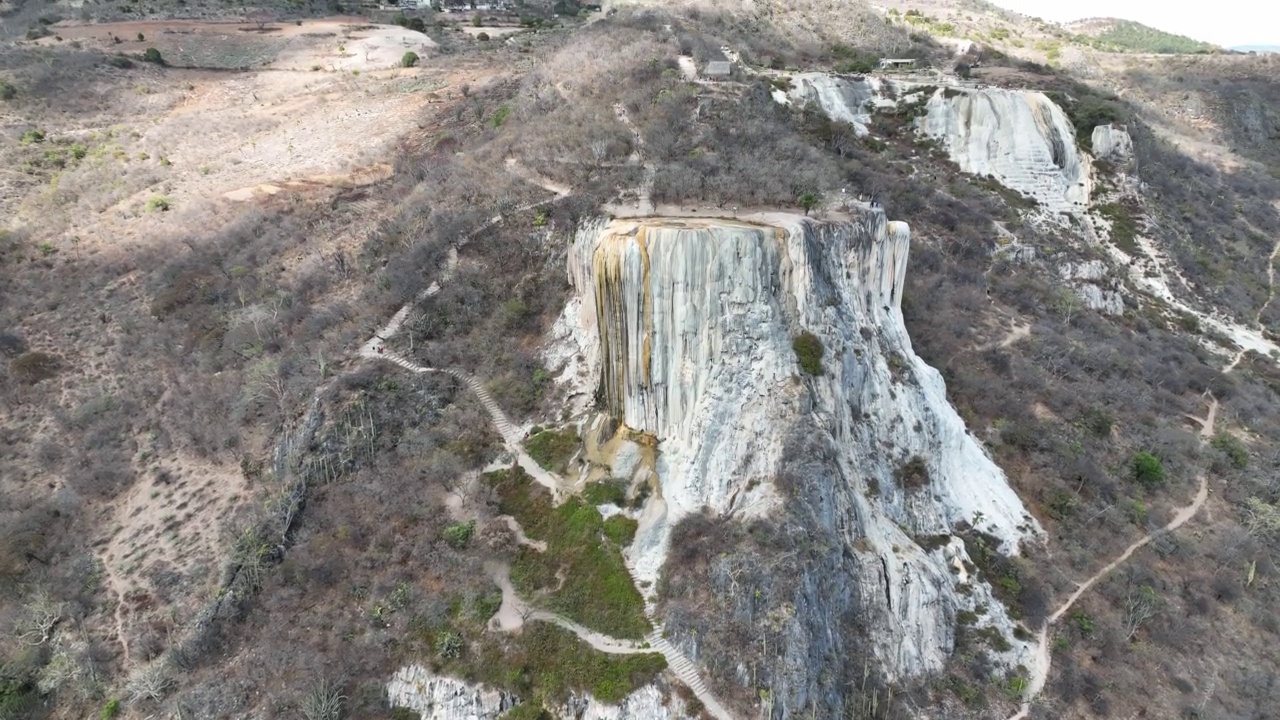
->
[1122, 584, 1160, 640]
[16, 589, 63, 646]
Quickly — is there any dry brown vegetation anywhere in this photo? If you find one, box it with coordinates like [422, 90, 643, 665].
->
[4, 2, 1280, 719]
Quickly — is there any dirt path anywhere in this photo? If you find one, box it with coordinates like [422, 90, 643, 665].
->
[1008, 396, 1218, 719]
[355, 172, 736, 716]
[484, 563, 735, 718]
[609, 103, 655, 216]
[1253, 236, 1280, 328]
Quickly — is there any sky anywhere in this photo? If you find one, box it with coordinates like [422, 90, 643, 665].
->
[989, 0, 1280, 47]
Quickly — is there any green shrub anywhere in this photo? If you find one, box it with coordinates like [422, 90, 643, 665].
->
[19, 129, 45, 145]
[792, 331, 824, 375]
[100, 698, 121, 720]
[1079, 406, 1114, 437]
[583, 480, 627, 506]
[524, 428, 579, 471]
[1069, 96, 1123, 150]
[797, 191, 821, 216]
[444, 520, 476, 549]
[436, 630, 464, 659]
[477, 31, 491, 41]
[400, 51, 419, 68]
[491, 105, 513, 127]
[1211, 433, 1249, 469]
[473, 12, 483, 27]
[141, 47, 164, 65]
[1131, 451, 1166, 486]
[1070, 610, 1094, 636]
[145, 195, 172, 212]
[107, 55, 135, 69]
[602, 515, 638, 546]
[69, 143, 87, 160]
[0, 81, 15, 101]
[1045, 488, 1079, 520]
[393, 14, 426, 33]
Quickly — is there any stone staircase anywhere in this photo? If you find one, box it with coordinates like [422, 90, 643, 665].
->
[644, 627, 735, 719]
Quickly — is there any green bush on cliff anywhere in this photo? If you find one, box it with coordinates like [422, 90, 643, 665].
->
[792, 331, 824, 375]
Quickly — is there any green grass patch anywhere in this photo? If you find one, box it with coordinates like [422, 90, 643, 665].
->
[602, 515, 638, 546]
[524, 428, 580, 472]
[456, 623, 664, 712]
[487, 467, 649, 638]
[583, 479, 628, 506]
[1096, 201, 1141, 256]
[492, 105, 513, 128]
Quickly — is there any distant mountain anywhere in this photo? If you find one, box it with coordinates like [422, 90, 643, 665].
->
[1232, 45, 1280, 54]
[1066, 17, 1219, 54]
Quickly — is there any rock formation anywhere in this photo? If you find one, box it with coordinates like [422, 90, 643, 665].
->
[786, 73, 896, 136]
[387, 665, 694, 720]
[551, 209, 1042, 704]
[1091, 123, 1133, 162]
[919, 88, 1092, 214]
[387, 665, 517, 719]
[1060, 260, 1126, 315]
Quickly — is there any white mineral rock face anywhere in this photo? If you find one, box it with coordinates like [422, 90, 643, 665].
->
[554, 210, 1042, 680]
[786, 73, 897, 136]
[557, 685, 694, 719]
[919, 88, 1091, 214]
[1091, 123, 1133, 162]
[387, 666, 691, 720]
[386, 665, 516, 719]
[1060, 260, 1125, 315]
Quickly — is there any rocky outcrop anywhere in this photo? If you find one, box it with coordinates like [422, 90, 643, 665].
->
[919, 88, 1091, 214]
[786, 73, 896, 136]
[559, 685, 694, 719]
[553, 210, 1042, 708]
[387, 665, 516, 719]
[1060, 260, 1125, 315]
[387, 666, 692, 720]
[1091, 123, 1133, 162]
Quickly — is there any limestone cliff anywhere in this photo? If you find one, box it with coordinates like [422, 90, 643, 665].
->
[919, 88, 1092, 214]
[552, 211, 1042, 711]
[387, 666, 694, 720]
[786, 73, 896, 136]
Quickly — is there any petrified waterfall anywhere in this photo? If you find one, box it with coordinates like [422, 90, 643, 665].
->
[558, 210, 1041, 682]
[919, 87, 1091, 213]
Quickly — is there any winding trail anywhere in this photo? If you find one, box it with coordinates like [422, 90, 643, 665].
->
[1007, 396, 1217, 719]
[356, 188, 736, 718]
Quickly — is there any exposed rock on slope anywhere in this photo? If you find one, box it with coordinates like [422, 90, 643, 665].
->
[552, 211, 1042, 699]
[786, 73, 896, 136]
[387, 665, 694, 720]
[387, 666, 517, 719]
[919, 88, 1092, 214]
[1060, 260, 1126, 315]
[1091, 123, 1133, 162]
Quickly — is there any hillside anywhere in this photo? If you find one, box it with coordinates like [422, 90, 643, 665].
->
[1066, 17, 1219, 54]
[3, 1, 1280, 720]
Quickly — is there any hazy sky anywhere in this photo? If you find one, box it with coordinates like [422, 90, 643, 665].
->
[990, 0, 1279, 47]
